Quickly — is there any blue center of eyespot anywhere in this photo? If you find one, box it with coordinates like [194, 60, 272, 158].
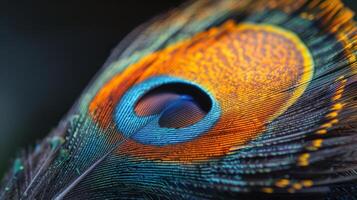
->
[114, 76, 221, 146]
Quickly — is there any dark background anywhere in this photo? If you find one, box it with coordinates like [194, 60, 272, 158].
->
[0, 1, 356, 178]
[0, 0, 183, 178]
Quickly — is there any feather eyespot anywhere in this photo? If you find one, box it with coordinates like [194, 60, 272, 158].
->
[88, 23, 314, 162]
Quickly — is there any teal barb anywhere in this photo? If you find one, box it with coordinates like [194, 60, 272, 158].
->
[1, 0, 357, 199]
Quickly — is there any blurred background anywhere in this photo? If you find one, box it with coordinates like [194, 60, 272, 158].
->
[0, 0, 183, 178]
[0, 0, 356, 179]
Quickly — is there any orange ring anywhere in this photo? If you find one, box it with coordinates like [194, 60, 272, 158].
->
[89, 21, 314, 163]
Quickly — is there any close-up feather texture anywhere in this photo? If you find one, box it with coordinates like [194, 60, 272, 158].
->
[0, 0, 356, 199]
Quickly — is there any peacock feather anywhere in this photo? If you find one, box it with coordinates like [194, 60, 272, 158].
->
[1, 0, 357, 199]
